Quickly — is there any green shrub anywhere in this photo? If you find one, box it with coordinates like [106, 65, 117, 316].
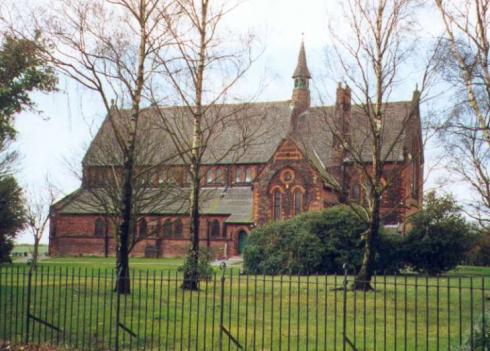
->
[243, 219, 324, 274]
[465, 232, 490, 267]
[454, 312, 490, 351]
[375, 232, 406, 274]
[404, 192, 477, 275]
[178, 247, 213, 282]
[244, 206, 371, 275]
[0, 237, 13, 264]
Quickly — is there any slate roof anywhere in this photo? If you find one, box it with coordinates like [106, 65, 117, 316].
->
[55, 187, 254, 224]
[83, 101, 292, 166]
[63, 98, 417, 219]
[84, 100, 414, 168]
[291, 102, 415, 168]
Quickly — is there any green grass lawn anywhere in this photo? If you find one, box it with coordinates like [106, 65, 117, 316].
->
[1, 260, 489, 350]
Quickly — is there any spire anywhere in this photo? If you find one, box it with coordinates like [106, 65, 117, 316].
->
[290, 36, 312, 131]
[292, 37, 311, 79]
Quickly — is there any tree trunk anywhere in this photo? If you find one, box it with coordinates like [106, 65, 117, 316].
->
[115, 155, 134, 295]
[353, 195, 380, 291]
[182, 166, 200, 290]
[32, 237, 40, 269]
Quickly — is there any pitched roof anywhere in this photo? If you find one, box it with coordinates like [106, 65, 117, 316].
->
[83, 101, 292, 166]
[83, 100, 415, 170]
[291, 101, 414, 168]
[55, 187, 254, 223]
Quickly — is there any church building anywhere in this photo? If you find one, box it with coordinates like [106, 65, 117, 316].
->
[49, 41, 424, 258]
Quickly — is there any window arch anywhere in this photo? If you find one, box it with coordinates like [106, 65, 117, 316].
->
[364, 181, 372, 204]
[138, 218, 148, 238]
[352, 182, 361, 202]
[94, 218, 106, 237]
[163, 219, 173, 238]
[273, 190, 282, 221]
[294, 190, 303, 215]
[411, 156, 419, 199]
[173, 219, 183, 238]
[210, 220, 221, 238]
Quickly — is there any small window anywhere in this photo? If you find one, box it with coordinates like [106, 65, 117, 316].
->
[245, 167, 252, 182]
[138, 218, 148, 238]
[150, 220, 161, 237]
[364, 181, 372, 204]
[210, 220, 221, 238]
[163, 219, 173, 238]
[206, 168, 214, 184]
[352, 183, 361, 202]
[235, 167, 242, 183]
[273, 190, 281, 221]
[216, 167, 223, 183]
[412, 157, 419, 199]
[94, 218, 106, 237]
[174, 219, 183, 238]
[294, 190, 303, 215]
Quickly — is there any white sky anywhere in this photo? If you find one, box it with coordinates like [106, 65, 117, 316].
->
[11, 0, 463, 244]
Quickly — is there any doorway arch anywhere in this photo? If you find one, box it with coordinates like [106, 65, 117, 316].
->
[238, 230, 248, 255]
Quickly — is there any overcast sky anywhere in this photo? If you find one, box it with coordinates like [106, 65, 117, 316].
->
[11, 0, 457, 243]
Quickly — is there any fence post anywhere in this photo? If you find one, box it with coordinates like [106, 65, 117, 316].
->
[24, 267, 33, 345]
[115, 268, 121, 351]
[342, 264, 348, 351]
[219, 263, 226, 351]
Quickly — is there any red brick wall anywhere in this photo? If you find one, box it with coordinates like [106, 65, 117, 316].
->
[50, 213, 252, 258]
[253, 139, 334, 225]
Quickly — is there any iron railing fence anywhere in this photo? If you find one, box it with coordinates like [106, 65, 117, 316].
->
[0, 266, 488, 351]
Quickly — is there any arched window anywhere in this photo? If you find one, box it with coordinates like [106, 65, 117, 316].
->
[163, 219, 173, 238]
[412, 156, 419, 199]
[94, 218, 106, 237]
[138, 218, 148, 238]
[364, 181, 372, 204]
[215, 167, 223, 183]
[235, 167, 242, 183]
[245, 167, 253, 182]
[294, 190, 303, 215]
[173, 219, 183, 238]
[206, 168, 214, 184]
[273, 190, 282, 221]
[352, 183, 361, 202]
[210, 220, 221, 238]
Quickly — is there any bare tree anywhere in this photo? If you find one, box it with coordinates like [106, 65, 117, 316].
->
[317, 0, 435, 290]
[151, 0, 265, 289]
[65, 109, 185, 257]
[4, 0, 175, 293]
[434, 0, 490, 229]
[25, 178, 58, 268]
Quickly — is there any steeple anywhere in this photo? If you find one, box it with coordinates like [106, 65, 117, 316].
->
[292, 38, 311, 80]
[291, 37, 311, 112]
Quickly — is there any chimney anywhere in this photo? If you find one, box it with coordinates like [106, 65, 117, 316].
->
[335, 82, 352, 138]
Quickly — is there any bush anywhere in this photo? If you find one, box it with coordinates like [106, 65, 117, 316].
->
[0, 236, 13, 264]
[0, 176, 25, 263]
[178, 247, 213, 282]
[403, 192, 477, 275]
[244, 206, 371, 275]
[465, 231, 490, 266]
[243, 219, 324, 274]
[374, 232, 406, 274]
[454, 312, 490, 351]
[296, 207, 368, 273]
